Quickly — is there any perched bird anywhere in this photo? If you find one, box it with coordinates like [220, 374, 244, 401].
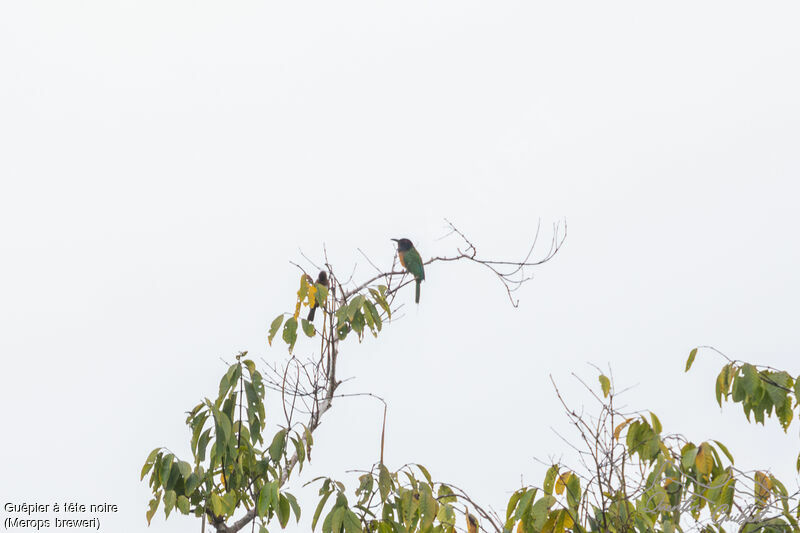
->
[307, 271, 329, 321]
[391, 238, 425, 304]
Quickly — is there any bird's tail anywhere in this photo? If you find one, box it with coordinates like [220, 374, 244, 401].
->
[415, 279, 421, 304]
[307, 306, 316, 321]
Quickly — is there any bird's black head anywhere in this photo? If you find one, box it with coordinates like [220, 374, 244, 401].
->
[391, 238, 413, 252]
[316, 271, 329, 285]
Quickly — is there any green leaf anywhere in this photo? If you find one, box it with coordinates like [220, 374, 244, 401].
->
[190, 412, 209, 455]
[505, 488, 524, 521]
[277, 494, 291, 528]
[213, 408, 232, 445]
[343, 509, 361, 533]
[269, 429, 287, 463]
[219, 364, 236, 398]
[282, 317, 298, 353]
[210, 493, 224, 516]
[416, 464, 432, 484]
[364, 300, 382, 332]
[530, 496, 555, 529]
[370, 288, 392, 318]
[312, 490, 333, 531]
[141, 448, 161, 480]
[301, 319, 316, 338]
[146, 492, 161, 525]
[329, 506, 345, 533]
[649, 412, 662, 434]
[712, 440, 734, 465]
[347, 296, 365, 320]
[437, 502, 456, 529]
[258, 482, 274, 517]
[741, 364, 760, 396]
[437, 483, 456, 504]
[292, 437, 306, 471]
[163, 490, 176, 518]
[515, 488, 536, 521]
[176, 495, 189, 515]
[222, 491, 237, 515]
[177, 460, 191, 479]
[362, 301, 375, 331]
[599, 375, 611, 397]
[351, 310, 365, 338]
[197, 428, 212, 462]
[764, 372, 789, 406]
[336, 322, 350, 340]
[685, 348, 698, 372]
[681, 443, 698, 471]
[159, 454, 174, 486]
[268, 315, 284, 345]
[543, 465, 559, 495]
[379, 464, 393, 502]
[777, 394, 793, 431]
[794, 375, 800, 404]
[566, 473, 581, 511]
[184, 473, 200, 496]
[716, 366, 729, 406]
[285, 492, 301, 522]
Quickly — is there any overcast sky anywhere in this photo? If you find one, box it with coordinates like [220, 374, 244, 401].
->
[2, 2, 800, 532]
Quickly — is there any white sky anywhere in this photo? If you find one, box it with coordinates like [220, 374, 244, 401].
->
[2, 2, 799, 532]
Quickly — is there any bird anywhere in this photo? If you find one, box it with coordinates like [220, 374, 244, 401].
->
[391, 238, 425, 304]
[307, 271, 329, 321]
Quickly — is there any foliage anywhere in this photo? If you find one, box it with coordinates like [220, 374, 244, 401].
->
[686, 347, 797, 432]
[142, 263, 400, 531]
[504, 372, 799, 533]
[140, 352, 307, 530]
[308, 465, 463, 533]
[141, 229, 800, 533]
[267, 274, 391, 352]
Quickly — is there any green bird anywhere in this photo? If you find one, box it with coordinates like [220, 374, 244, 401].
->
[391, 238, 425, 303]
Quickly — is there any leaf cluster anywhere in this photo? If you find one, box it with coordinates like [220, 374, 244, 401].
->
[310, 464, 461, 533]
[505, 373, 799, 533]
[267, 275, 392, 352]
[140, 354, 307, 531]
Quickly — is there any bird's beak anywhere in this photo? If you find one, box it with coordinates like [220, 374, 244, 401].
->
[390, 238, 399, 242]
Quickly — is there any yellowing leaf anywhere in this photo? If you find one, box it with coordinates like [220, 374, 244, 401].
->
[613, 418, 634, 441]
[555, 473, 572, 495]
[562, 509, 574, 529]
[599, 374, 611, 397]
[754, 471, 771, 507]
[695, 442, 713, 476]
[307, 284, 317, 308]
[466, 511, 478, 533]
[293, 275, 312, 319]
[685, 347, 698, 372]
